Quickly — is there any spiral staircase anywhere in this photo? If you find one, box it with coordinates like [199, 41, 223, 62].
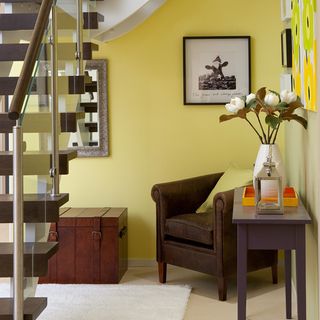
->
[0, 0, 104, 318]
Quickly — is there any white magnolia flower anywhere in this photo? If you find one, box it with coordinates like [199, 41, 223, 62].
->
[225, 97, 245, 113]
[246, 93, 256, 104]
[264, 92, 280, 107]
[280, 89, 297, 104]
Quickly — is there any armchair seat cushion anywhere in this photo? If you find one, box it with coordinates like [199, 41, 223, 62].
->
[165, 211, 213, 246]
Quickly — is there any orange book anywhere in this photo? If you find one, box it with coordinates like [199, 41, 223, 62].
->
[242, 186, 298, 207]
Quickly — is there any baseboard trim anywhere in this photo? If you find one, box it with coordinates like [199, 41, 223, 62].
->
[128, 259, 157, 267]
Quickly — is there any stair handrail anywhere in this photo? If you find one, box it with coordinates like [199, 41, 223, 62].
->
[8, 0, 54, 120]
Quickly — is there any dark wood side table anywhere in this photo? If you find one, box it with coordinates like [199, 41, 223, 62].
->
[232, 187, 311, 320]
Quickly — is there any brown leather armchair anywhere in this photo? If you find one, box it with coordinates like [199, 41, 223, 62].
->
[151, 173, 278, 301]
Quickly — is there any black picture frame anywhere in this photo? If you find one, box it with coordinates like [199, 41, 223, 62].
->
[183, 36, 251, 105]
[281, 29, 292, 68]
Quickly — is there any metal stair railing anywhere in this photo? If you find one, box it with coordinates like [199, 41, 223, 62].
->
[8, 0, 85, 318]
[8, 0, 54, 121]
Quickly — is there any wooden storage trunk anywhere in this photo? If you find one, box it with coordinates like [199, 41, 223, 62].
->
[39, 207, 128, 284]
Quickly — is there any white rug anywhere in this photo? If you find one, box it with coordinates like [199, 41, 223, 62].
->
[0, 283, 191, 320]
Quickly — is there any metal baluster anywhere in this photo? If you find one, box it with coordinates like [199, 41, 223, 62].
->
[13, 125, 24, 320]
[50, 5, 60, 196]
[76, 0, 83, 75]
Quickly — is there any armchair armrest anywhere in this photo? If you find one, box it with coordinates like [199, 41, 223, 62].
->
[214, 189, 237, 270]
[151, 173, 223, 219]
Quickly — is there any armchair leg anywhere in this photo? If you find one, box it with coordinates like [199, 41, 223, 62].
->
[218, 277, 227, 301]
[158, 262, 167, 283]
[272, 263, 278, 284]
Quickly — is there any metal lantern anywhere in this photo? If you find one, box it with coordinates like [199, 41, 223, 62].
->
[254, 147, 284, 215]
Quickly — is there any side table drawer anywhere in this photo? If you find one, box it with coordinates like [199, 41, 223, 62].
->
[247, 224, 298, 250]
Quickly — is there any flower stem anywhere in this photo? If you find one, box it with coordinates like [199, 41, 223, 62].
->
[245, 118, 264, 144]
[269, 128, 276, 143]
[267, 126, 270, 144]
[255, 113, 267, 144]
[272, 123, 281, 144]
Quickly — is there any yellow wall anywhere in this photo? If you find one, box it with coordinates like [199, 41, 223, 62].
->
[284, 2, 320, 319]
[61, 0, 283, 260]
[285, 111, 319, 320]
[284, 3, 320, 318]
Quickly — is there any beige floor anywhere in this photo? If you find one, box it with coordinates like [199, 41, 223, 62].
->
[121, 265, 296, 320]
[0, 265, 295, 319]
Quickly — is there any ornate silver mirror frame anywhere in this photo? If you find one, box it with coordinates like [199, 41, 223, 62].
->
[70, 59, 109, 157]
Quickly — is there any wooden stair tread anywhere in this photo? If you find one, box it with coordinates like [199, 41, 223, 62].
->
[0, 0, 41, 2]
[0, 150, 76, 157]
[0, 297, 47, 320]
[83, 12, 104, 29]
[0, 112, 85, 133]
[0, 42, 98, 62]
[60, 112, 85, 132]
[80, 102, 98, 113]
[85, 122, 98, 132]
[85, 81, 97, 92]
[0, 150, 77, 176]
[0, 242, 58, 255]
[0, 193, 69, 223]
[0, 0, 97, 2]
[0, 242, 58, 277]
[58, 149, 77, 158]
[0, 13, 37, 31]
[0, 12, 103, 30]
[0, 75, 86, 95]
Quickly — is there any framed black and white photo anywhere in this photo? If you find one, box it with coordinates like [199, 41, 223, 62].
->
[183, 36, 251, 105]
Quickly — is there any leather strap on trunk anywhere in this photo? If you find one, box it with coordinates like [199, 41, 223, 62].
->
[92, 217, 101, 283]
[49, 223, 58, 241]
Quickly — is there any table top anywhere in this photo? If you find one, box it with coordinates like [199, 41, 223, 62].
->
[232, 188, 311, 225]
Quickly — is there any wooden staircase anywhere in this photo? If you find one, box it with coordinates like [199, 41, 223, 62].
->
[0, 0, 104, 318]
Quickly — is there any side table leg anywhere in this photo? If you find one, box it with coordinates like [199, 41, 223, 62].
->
[285, 250, 292, 319]
[237, 224, 247, 320]
[296, 227, 306, 320]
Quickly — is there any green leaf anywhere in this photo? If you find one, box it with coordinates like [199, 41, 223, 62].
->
[246, 98, 257, 108]
[265, 114, 280, 129]
[269, 89, 280, 98]
[275, 102, 288, 110]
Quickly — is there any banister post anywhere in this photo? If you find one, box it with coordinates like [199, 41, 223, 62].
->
[50, 4, 60, 196]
